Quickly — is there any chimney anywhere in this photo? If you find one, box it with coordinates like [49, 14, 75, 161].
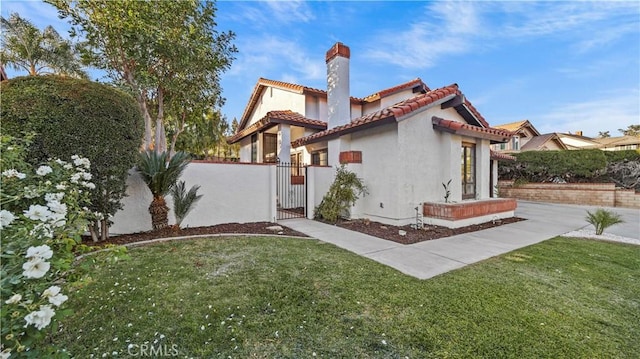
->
[576, 130, 583, 136]
[326, 42, 350, 129]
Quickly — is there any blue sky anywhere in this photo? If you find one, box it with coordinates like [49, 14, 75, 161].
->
[2, 1, 639, 137]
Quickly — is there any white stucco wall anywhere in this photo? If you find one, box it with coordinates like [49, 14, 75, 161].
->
[338, 105, 496, 226]
[248, 87, 306, 127]
[110, 163, 276, 235]
[347, 122, 401, 223]
[305, 166, 335, 218]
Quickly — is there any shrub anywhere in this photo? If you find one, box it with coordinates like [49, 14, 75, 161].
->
[171, 180, 203, 228]
[0, 135, 93, 358]
[585, 209, 624, 235]
[315, 165, 368, 223]
[499, 149, 640, 189]
[136, 151, 190, 230]
[1, 76, 144, 240]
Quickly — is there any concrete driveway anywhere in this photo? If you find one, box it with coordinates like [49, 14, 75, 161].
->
[281, 201, 639, 280]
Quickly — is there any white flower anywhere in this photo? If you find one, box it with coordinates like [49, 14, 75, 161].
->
[23, 186, 39, 199]
[63, 163, 73, 170]
[26, 244, 53, 259]
[81, 172, 92, 180]
[36, 165, 53, 176]
[55, 183, 67, 190]
[24, 204, 52, 222]
[83, 181, 96, 189]
[22, 258, 51, 278]
[47, 200, 67, 215]
[43, 286, 68, 307]
[45, 192, 65, 202]
[2, 169, 26, 179]
[70, 173, 81, 183]
[24, 305, 55, 330]
[55, 159, 67, 165]
[5, 293, 22, 304]
[0, 349, 11, 359]
[0, 210, 16, 229]
[73, 156, 91, 169]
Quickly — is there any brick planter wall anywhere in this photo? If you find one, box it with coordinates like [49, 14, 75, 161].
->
[498, 181, 640, 209]
[423, 198, 517, 220]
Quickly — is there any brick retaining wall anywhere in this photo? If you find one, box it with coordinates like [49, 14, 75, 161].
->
[498, 181, 640, 209]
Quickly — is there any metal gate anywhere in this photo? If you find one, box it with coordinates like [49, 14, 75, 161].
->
[276, 161, 306, 220]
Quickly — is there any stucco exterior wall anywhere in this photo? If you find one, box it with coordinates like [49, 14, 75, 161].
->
[110, 163, 276, 235]
[248, 87, 305, 127]
[341, 106, 496, 226]
[306, 166, 335, 219]
[347, 122, 400, 223]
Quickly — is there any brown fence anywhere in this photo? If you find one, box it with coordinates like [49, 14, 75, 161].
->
[498, 181, 640, 209]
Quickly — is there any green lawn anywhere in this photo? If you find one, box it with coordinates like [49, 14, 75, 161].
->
[56, 236, 639, 358]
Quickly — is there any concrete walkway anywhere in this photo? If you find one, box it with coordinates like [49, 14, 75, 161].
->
[281, 201, 639, 280]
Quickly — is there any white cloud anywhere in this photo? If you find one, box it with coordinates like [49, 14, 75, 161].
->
[364, 2, 482, 69]
[228, 35, 324, 82]
[264, 0, 315, 23]
[365, 1, 639, 69]
[535, 90, 640, 137]
[227, 0, 314, 26]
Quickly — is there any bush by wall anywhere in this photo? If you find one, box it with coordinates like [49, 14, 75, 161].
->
[1, 76, 144, 239]
[498, 149, 640, 190]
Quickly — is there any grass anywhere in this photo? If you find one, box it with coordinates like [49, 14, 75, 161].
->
[55, 236, 639, 358]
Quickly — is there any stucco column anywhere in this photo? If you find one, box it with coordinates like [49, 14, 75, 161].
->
[476, 139, 491, 199]
[278, 124, 291, 163]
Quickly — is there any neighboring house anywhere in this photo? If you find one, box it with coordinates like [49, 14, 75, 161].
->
[492, 120, 567, 152]
[593, 135, 640, 151]
[557, 132, 601, 150]
[229, 42, 515, 227]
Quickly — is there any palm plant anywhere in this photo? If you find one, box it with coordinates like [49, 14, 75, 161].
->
[137, 151, 190, 230]
[171, 180, 203, 228]
[0, 13, 87, 78]
[585, 209, 624, 235]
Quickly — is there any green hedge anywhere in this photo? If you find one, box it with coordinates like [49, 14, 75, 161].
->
[1, 76, 144, 229]
[498, 149, 640, 188]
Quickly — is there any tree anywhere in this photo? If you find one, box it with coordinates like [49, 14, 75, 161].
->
[0, 13, 87, 78]
[48, 0, 237, 155]
[597, 131, 611, 138]
[136, 151, 190, 230]
[618, 125, 640, 137]
[1, 76, 143, 241]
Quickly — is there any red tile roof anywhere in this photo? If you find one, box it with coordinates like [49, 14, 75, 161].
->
[238, 78, 434, 132]
[362, 78, 430, 102]
[292, 84, 460, 147]
[431, 116, 513, 142]
[490, 150, 516, 161]
[228, 110, 326, 144]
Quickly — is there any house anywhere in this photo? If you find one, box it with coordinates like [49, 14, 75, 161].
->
[557, 132, 601, 150]
[593, 135, 640, 151]
[229, 43, 516, 227]
[492, 120, 567, 152]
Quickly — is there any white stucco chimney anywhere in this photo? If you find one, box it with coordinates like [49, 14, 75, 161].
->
[326, 42, 350, 129]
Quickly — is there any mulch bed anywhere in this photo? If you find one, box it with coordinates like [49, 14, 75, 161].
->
[83, 222, 309, 247]
[86, 217, 526, 248]
[331, 217, 526, 245]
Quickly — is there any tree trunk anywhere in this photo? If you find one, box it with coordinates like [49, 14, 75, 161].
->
[123, 69, 153, 151]
[154, 88, 167, 154]
[169, 111, 186, 160]
[149, 196, 169, 230]
[89, 220, 100, 242]
[100, 218, 109, 240]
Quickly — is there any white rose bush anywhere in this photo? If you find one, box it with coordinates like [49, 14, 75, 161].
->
[1, 135, 93, 358]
